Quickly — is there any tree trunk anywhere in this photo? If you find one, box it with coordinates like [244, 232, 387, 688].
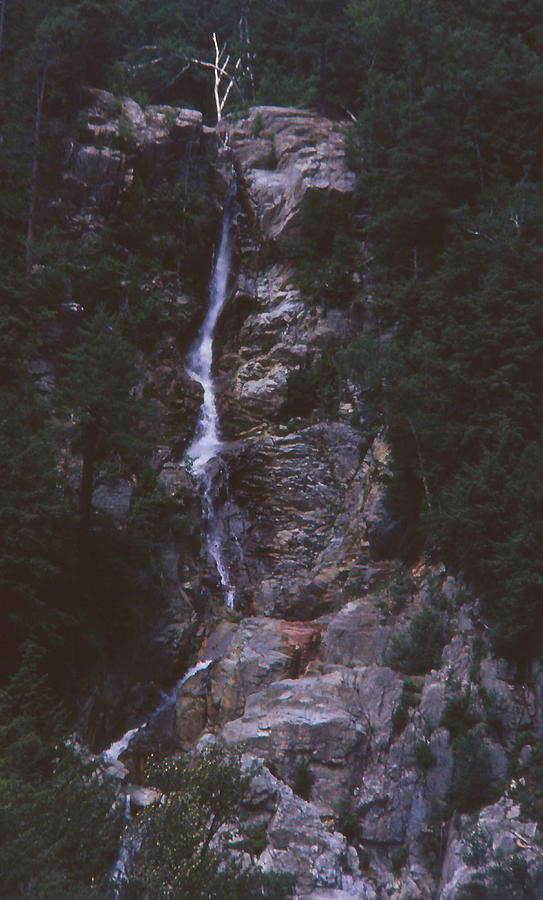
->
[79, 405, 99, 539]
[406, 415, 433, 516]
[0, 0, 6, 59]
[26, 68, 46, 277]
[319, 36, 327, 113]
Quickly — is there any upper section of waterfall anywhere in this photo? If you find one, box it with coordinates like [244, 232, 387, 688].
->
[183, 174, 237, 608]
[184, 175, 236, 473]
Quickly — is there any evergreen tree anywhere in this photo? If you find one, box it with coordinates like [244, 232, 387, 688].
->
[0, 648, 122, 899]
[127, 747, 293, 900]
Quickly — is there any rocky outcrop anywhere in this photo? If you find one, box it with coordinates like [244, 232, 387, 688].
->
[237, 757, 377, 900]
[216, 423, 370, 617]
[173, 562, 543, 897]
[227, 106, 355, 245]
[66, 88, 216, 213]
[220, 666, 402, 811]
[438, 798, 542, 898]
[68, 97, 543, 899]
[216, 266, 355, 435]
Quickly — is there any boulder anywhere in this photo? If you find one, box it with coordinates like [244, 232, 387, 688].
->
[228, 107, 355, 245]
[220, 666, 403, 810]
[323, 598, 391, 667]
[241, 760, 376, 899]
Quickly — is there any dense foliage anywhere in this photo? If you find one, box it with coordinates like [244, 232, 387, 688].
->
[126, 748, 293, 899]
[344, 0, 543, 661]
[0, 649, 123, 899]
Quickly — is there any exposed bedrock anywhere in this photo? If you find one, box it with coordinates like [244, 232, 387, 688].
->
[206, 427, 394, 618]
[138, 104, 543, 898]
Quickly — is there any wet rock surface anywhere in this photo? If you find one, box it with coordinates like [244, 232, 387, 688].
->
[227, 106, 355, 245]
[74, 100, 543, 898]
[170, 107, 543, 897]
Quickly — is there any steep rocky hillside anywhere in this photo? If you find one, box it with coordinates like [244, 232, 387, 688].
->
[53, 94, 543, 897]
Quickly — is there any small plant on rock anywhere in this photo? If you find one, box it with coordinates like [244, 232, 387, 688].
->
[461, 825, 492, 867]
[387, 563, 416, 612]
[391, 846, 408, 874]
[449, 726, 501, 813]
[335, 797, 361, 842]
[441, 682, 480, 738]
[414, 740, 435, 771]
[385, 607, 446, 675]
[293, 759, 314, 800]
[393, 678, 422, 734]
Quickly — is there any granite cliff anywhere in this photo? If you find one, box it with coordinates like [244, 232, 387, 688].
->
[69, 94, 543, 899]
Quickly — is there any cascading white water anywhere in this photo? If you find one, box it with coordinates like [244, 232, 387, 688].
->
[109, 794, 139, 899]
[103, 658, 214, 765]
[184, 178, 236, 608]
[104, 658, 214, 896]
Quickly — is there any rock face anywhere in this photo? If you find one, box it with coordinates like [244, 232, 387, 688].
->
[69, 97, 543, 898]
[168, 106, 543, 899]
[227, 106, 355, 245]
[240, 759, 377, 900]
[66, 88, 215, 213]
[220, 666, 402, 811]
[216, 423, 377, 617]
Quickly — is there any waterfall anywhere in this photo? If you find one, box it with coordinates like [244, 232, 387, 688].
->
[184, 176, 236, 608]
[104, 658, 213, 896]
[103, 659, 214, 765]
[109, 794, 141, 899]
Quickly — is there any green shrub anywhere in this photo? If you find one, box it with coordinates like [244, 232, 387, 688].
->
[479, 686, 507, 740]
[241, 822, 269, 857]
[441, 683, 480, 738]
[129, 748, 295, 900]
[293, 759, 314, 800]
[456, 853, 543, 900]
[335, 797, 361, 842]
[282, 348, 340, 421]
[250, 113, 264, 137]
[393, 678, 422, 734]
[385, 608, 446, 675]
[511, 736, 543, 825]
[449, 727, 501, 813]
[414, 740, 435, 771]
[391, 846, 408, 873]
[461, 825, 492, 867]
[294, 192, 358, 309]
[387, 563, 416, 612]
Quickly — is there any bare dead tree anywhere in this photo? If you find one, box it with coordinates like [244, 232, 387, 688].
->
[26, 66, 47, 276]
[0, 0, 6, 59]
[191, 33, 241, 123]
[406, 415, 433, 516]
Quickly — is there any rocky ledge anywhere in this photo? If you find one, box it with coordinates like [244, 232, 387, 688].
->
[169, 106, 543, 898]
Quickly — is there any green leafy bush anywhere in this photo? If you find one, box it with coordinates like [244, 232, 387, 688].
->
[385, 608, 446, 675]
[335, 797, 361, 842]
[461, 825, 492, 867]
[449, 727, 500, 814]
[128, 748, 294, 900]
[0, 651, 123, 899]
[414, 740, 435, 771]
[392, 678, 422, 733]
[293, 759, 314, 800]
[441, 683, 480, 738]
